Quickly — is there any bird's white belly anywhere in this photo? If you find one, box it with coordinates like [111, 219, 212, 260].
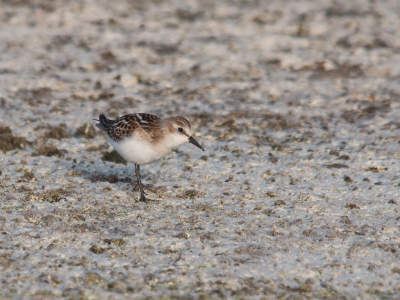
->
[109, 136, 168, 165]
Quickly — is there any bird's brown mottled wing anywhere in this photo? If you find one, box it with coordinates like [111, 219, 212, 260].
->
[133, 113, 163, 142]
[98, 113, 161, 142]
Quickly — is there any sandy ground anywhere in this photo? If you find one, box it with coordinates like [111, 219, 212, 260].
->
[1, 0, 400, 299]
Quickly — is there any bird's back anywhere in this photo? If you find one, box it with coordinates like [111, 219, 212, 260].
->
[96, 113, 161, 142]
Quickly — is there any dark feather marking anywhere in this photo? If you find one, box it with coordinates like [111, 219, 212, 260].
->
[97, 113, 162, 142]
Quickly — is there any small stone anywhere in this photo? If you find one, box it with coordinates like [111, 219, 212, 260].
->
[22, 171, 35, 181]
[300, 283, 312, 293]
[329, 150, 340, 156]
[101, 50, 117, 61]
[62, 288, 84, 298]
[0, 133, 30, 152]
[0, 126, 12, 134]
[345, 203, 360, 209]
[200, 155, 208, 161]
[44, 124, 70, 140]
[94, 81, 102, 90]
[152, 43, 179, 55]
[108, 279, 127, 293]
[32, 145, 65, 157]
[344, 175, 353, 183]
[102, 150, 127, 165]
[291, 219, 302, 226]
[181, 189, 204, 199]
[85, 272, 105, 285]
[196, 204, 214, 212]
[103, 238, 126, 247]
[183, 166, 192, 172]
[268, 153, 279, 163]
[271, 230, 282, 236]
[225, 175, 233, 182]
[89, 245, 106, 254]
[176, 9, 203, 21]
[274, 200, 285, 206]
[76, 123, 96, 139]
[326, 164, 349, 169]
[340, 216, 352, 224]
[305, 279, 315, 285]
[303, 230, 317, 236]
[392, 267, 400, 274]
[365, 166, 388, 173]
[338, 154, 350, 160]
[175, 232, 190, 239]
[102, 186, 112, 192]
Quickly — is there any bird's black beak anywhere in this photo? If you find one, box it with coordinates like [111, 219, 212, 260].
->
[188, 136, 204, 151]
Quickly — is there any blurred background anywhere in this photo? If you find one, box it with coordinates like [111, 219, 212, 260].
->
[1, 0, 399, 138]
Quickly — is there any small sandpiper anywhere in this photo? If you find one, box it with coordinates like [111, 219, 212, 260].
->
[95, 113, 204, 202]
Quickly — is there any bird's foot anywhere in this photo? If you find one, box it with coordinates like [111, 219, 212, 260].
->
[137, 193, 160, 203]
[132, 185, 148, 196]
[139, 193, 148, 203]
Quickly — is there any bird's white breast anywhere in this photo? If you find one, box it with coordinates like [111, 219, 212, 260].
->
[109, 134, 170, 165]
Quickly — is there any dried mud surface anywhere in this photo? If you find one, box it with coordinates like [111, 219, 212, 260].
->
[1, 0, 400, 299]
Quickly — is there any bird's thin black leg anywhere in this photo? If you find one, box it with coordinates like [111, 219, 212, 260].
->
[135, 164, 147, 202]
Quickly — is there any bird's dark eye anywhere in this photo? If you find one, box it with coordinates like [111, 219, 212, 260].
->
[178, 128, 183, 133]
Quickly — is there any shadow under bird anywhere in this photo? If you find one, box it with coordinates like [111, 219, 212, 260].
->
[95, 113, 204, 202]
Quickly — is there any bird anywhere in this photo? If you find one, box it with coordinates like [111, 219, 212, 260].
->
[95, 113, 204, 202]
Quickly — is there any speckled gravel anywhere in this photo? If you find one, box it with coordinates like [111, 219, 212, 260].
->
[1, 0, 400, 299]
